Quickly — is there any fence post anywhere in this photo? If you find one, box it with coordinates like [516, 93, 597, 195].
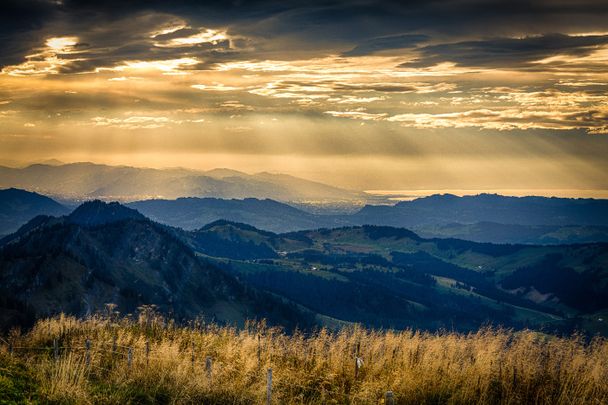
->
[53, 338, 59, 361]
[145, 340, 150, 366]
[385, 391, 395, 405]
[258, 333, 261, 369]
[128, 347, 133, 370]
[205, 356, 212, 382]
[8, 340, 13, 356]
[85, 339, 91, 368]
[267, 368, 272, 405]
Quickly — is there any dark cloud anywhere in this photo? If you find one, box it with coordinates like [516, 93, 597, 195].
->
[0, 1, 59, 67]
[342, 34, 429, 56]
[1, 10, 240, 75]
[401, 34, 608, 68]
[2, 1, 608, 72]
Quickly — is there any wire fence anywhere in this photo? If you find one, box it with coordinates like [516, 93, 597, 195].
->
[1, 335, 393, 404]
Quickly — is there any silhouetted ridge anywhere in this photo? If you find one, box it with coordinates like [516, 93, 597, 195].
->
[200, 219, 278, 237]
[68, 200, 146, 226]
[128, 197, 334, 233]
[356, 193, 608, 227]
[0, 188, 68, 235]
[362, 225, 423, 241]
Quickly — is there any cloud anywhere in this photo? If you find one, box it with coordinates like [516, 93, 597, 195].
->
[99, 58, 201, 75]
[401, 33, 608, 69]
[91, 115, 173, 129]
[249, 80, 333, 99]
[342, 34, 429, 57]
[385, 108, 608, 134]
[2, 36, 83, 76]
[152, 27, 230, 48]
[1, 11, 238, 75]
[332, 82, 456, 93]
[324, 111, 388, 120]
[191, 83, 243, 91]
[332, 96, 386, 104]
[4, 0, 608, 74]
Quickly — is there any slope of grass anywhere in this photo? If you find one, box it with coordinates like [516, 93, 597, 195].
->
[1, 314, 607, 404]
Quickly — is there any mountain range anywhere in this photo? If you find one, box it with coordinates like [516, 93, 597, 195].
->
[353, 193, 608, 227]
[1, 200, 607, 335]
[127, 197, 348, 233]
[0, 201, 311, 330]
[0, 162, 366, 206]
[2, 187, 608, 245]
[128, 194, 608, 243]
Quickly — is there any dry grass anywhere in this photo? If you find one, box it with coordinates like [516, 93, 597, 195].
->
[1, 312, 607, 404]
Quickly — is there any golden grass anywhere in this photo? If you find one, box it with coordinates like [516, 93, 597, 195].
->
[2, 313, 607, 404]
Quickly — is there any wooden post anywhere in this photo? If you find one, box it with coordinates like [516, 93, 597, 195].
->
[266, 368, 272, 405]
[53, 338, 59, 361]
[128, 347, 133, 370]
[385, 391, 395, 405]
[205, 356, 212, 382]
[145, 340, 150, 366]
[85, 339, 91, 368]
[8, 341, 12, 356]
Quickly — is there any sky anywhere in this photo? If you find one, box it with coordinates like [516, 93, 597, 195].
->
[1, 0, 607, 192]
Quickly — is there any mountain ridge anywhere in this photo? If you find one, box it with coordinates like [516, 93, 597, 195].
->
[0, 201, 313, 331]
[0, 162, 366, 205]
[3, 187, 608, 245]
[0, 188, 69, 236]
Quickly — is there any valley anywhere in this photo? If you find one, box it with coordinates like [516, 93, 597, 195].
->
[1, 199, 606, 336]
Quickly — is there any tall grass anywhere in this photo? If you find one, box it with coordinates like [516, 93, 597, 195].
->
[1, 313, 607, 404]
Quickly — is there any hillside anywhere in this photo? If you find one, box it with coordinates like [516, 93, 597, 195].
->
[0, 188, 68, 236]
[0, 202, 311, 331]
[414, 221, 608, 244]
[187, 224, 608, 334]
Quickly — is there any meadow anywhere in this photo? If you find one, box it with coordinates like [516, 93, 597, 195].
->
[1, 312, 607, 404]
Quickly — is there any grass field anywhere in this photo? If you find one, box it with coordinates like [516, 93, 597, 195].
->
[1, 312, 607, 404]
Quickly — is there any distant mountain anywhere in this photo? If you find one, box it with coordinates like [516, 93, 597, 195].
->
[0, 162, 366, 206]
[128, 197, 346, 233]
[352, 193, 608, 227]
[129, 194, 608, 244]
[0, 201, 312, 330]
[4, 186, 608, 246]
[0, 188, 69, 236]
